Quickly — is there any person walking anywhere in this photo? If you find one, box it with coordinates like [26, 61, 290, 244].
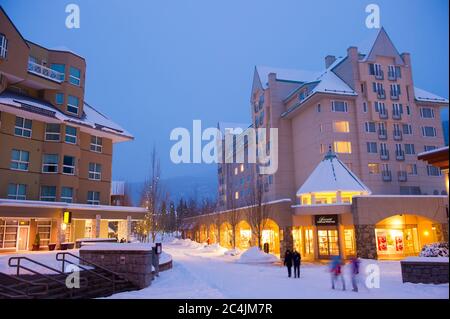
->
[330, 255, 346, 290]
[350, 257, 361, 292]
[293, 250, 301, 278]
[284, 249, 293, 278]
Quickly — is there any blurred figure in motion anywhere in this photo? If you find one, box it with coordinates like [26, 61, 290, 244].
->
[293, 250, 301, 278]
[284, 249, 293, 278]
[350, 256, 361, 292]
[330, 255, 346, 290]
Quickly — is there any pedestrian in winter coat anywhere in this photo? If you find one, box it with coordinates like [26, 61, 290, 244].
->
[284, 250, 293, 278]
[350, 257, 361, 292]
[330, 255, 346, 291]
[293, 250, 301, 278]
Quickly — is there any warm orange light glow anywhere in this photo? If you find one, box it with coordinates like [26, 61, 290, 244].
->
[423, 230, 430, 237]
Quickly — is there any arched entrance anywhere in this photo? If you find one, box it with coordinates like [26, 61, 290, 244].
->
[375, 214, 439, 259]
[219, 222, 233, 249]
[199, 225, 207, 243]
[209, 224, 218, 244]
[236, 220, 252, 250]
[261, 218, 280, 255]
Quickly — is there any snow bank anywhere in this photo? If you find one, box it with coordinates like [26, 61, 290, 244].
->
[236, 247, 278, 264]
[80, 243, 153, 251]
[224, 248, 241, 256]
[198, 244, 227, 254]
[159, 251, 172, 265]
[403, 256, 449, 263]
[419, 242, 449, 257]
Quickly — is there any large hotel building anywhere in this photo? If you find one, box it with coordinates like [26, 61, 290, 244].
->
[0, 7, 145, 252]
[183, 27, 449, 260]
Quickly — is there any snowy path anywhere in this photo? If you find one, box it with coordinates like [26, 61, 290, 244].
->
[109, 242, 449, 299]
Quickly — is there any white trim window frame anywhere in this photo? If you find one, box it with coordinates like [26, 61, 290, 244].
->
[10, 149, 29, 171]
[14, 117, 32, 138]
[62, 155, 76, 175]
[420, 107, 435, 119]
[40, 186, 57, 202]
[90, 136, 103, 153]
[88, 163, 102, 181]
[402, 124, 412, 135]
[65, 125, 77, 144]
[0, 33, 7, 59]
[69, 66, 81, 86]
[421, 126, 437, 137]
[45, 123, 61, 141]
[61, 187, 73, 203]
[87, 191, 100, 205]
[365, 121, 376, 133]
[7, 183, 26, 200]
[42, 154, 59, 173]
[67, 95, 79, 115]
[331, 101, 348, 113]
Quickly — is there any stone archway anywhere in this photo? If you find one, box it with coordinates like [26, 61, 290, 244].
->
[261, 218, 280, 255]
[219, 222, 233, 249]
[236, 220, 252, 250]
[199, 225, 208, 243]
[209, 224, 218, 244]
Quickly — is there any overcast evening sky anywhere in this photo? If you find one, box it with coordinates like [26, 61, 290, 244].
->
[1, 0, 448, 183]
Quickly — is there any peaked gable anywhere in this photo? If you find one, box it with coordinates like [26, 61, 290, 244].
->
[363, 27, 404, 65]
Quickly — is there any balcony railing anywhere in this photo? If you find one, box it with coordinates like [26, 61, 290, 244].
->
[379, 110, 388, 119]
[388, 72, 397, 81]
[382, 170, 392, 182]
[378, 129, 387, 140]
[398, 171, 407, 182]
[375, 70, 384, 80]
[393, 130, 403, 141]
[390, 93, 400, 100]
[27, 60, 64, 83]
[377, 90, 386, 99]
[380, 150, 389, 160]
[396, 150, 405, 161]
[392, 112, 402, 120]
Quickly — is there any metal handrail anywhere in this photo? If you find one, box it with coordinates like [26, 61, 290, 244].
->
[56, 252, 130, 294]
[0, 271, 48, 297]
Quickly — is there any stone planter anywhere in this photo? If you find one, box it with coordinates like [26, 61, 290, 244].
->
[401, 257, 449, 284]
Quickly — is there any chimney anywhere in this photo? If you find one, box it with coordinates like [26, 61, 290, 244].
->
[325, 55, 336, 68]
[400, 52, 411, 67]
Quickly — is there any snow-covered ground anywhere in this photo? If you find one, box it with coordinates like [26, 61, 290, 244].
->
[109, 239, 449, 299]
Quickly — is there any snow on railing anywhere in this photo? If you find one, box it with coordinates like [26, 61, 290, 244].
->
[27, 60, 64, 83]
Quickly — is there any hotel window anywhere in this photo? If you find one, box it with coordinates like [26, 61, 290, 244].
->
[89, 163, 102, 180]
[317, 104, 321, 112]
[234, 167, 238, 175]
[368, 163, 380, 174]
[55, 93, 64, 105]
[333, 141, 351, 154]
[406, 105, 411, 115]
[420, 107, 435, 119]
[14, 116, 32, 138]
[390, 84, 401, 98]
[406, 164, 417, 176]
[7, 184, 26, 200]
[63, 155, 76, 175]
[42, 154, 58, 173]
[65, 125, 77, 144]
[392, 103, 402, 116]
[40, 186, 56, 202]
[331, 101, 348, 112]
[87, 191, 100, 205]
[67, 95, 79, 115]
[69, 66, 81, 86]
[36, 221, 52, 247]
[427, 165, 441, 177]
[365, 121, 376, 133]
[388, 65, 401, 79]
[50, 63, 65, 80]
[424, 145, 437, 152]
[240, 164, 244, 172]
[45, 124, 61, 141]
[90, 136, 103, 153]
[0, 33, 8, 59]
[10, 150, 29, 171]
[234, 191, 239, 200]
[421, 126, 436, 137]
[369, 63, 383, 77]
[366, 142, 378, 154]
[61, 187, 73, 203]
[404, 144, 415, 155]
[402, 124, 412, 135]
[363, 102, 367, 113]
[333, 121, 350, 133]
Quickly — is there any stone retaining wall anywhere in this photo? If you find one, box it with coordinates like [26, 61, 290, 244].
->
[401, 260, 449, 284]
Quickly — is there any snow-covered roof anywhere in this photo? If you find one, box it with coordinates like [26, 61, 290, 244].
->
[296, 150, 371, 196]
[0, 90, 133, 142]
[414, 87, 449, 104]
[49, 45, 85, 59]
[255, 65, 319, 89]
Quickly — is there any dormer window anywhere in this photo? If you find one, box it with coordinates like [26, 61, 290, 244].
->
[69, 66, 81, 86]
[0, 34, 7, 59]
[67, 95, 79, 115]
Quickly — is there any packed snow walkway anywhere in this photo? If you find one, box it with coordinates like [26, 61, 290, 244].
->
[109, 239, 449, 299]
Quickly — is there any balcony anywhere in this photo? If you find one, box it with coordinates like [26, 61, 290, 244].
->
[396, 150, 405, 161]
[378, 129, 387, 140]
[380, 150, 389, 160]
[27, 60, 64, 83]
[393, 130, 403, 141]
[379, 110, 388, 119]
[390, 93, 400, 101]
[392, 112, 402, 120]
[377, 90, 386, 100]
[398, 171, 407, 182]
[382, 170, 392, 182]
[375, 70, 384, 80]
[388, 72, 397, 81]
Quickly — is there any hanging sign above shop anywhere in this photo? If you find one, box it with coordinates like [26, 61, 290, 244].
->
[314, 214, 338, 225]
[63, 211, 72, 224]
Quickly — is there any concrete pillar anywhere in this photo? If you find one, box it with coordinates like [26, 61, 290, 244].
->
[127, 216, 132, 242]
[279, 226, 293, 259]
[95, 214, 101, 238]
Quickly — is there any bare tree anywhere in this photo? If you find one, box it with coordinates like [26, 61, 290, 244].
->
[246, 176, 271, 250]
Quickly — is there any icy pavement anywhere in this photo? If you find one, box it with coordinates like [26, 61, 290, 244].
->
[108, 240, 449, 299]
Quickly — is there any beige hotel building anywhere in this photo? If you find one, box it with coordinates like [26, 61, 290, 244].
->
[0, 7, 145, 252]
[183, 27, 449, 260]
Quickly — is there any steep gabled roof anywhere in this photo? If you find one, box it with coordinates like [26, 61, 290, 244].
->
[414, 87, 449, 104]
[254, 65, 319, 89]
[296, 150, 371, 196]
[0, 6, 30, 48]
[359, 27, 404, 65]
